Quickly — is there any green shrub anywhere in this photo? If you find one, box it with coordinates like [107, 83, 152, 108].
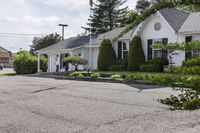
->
[125, 73, 200, 110]
[171, 66, 200, 75]
[115, 60, 128, 69]
[111, 74, 122, 80]
[127, 36, 145, 71]
[170, 66, 182, 73]
[109, 65, 125, 71]
[140, 64, 161, 72]
[152, 74, 178, 86]
[160, 88, 200, 110]
[109, 60, 128, 71]
[171, 57, 200, 75]
[98, 39, 117, 71]
[40, 56, 48, 72]
[183, 56, 200, 67]
[91, 73, 101, 79]
[64, 56, 88, 71]
[140, 58, 168, 72]
[184, 76, 200, 92]
[183, 99, 200, 110]
[13, 51, 47, 74]
[70, 72, 84, 77]
[158, 75, 200, 110]
[126, 73, 145, 81]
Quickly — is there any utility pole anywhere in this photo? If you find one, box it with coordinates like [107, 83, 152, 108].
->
[58, 24, 68, 40]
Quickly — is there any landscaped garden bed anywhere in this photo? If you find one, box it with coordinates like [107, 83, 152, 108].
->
[63, 71, 199, 110]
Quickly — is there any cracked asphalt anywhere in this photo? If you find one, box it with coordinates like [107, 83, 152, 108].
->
[0, 75, 200, 133]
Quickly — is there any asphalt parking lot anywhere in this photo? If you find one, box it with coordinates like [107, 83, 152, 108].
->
[0, 75, 200, 133]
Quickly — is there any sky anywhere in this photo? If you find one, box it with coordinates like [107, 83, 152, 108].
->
[0, 0, 136, 53]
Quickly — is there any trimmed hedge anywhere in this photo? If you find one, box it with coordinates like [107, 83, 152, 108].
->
[109, 59, 128, 71]
[127, 36, 145, 71]
[98, 39, 117, 71]
[140, 64, 161, 72]
[13, 51, 47, 74]
[140, 58, 169, 72]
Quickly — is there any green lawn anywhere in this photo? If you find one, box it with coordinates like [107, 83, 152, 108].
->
[92, 71, 170, 75]
[0, 73, 16, 77]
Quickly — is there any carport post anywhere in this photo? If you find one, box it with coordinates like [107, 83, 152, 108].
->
[37, 53, 40, 73]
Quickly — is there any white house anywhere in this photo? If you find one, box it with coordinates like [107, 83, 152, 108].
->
[35, 36, 91, 72]
[36, 8, 200, 73]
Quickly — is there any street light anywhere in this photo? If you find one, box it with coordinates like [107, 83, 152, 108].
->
[58, 24, 68, 40]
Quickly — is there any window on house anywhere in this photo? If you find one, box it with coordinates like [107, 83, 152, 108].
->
[185, 36, 192, 59]
[152, 38, 168, 58]
[147, 39, 153, 60]
[192, 51, 200, 57]
[118, 41, 128, 60]
[185, 36, 200, 58]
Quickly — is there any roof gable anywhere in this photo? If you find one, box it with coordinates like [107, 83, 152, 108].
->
[91, 27, 125, 45]
[159, 8, 190, 32]
[0, 46, 10, 53]
[179, 12, 200, 34]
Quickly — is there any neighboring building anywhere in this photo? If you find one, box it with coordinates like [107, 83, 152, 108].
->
[35, 36, 91, 72]
[0, 46, 12, 67]
[36, 8, 200, 72]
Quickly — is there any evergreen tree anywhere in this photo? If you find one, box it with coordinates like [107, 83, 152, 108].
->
[98, 39, 117, 71]
[30, 33, 62, 54]
[121, 11, 139, 26]
[136, 0, 151, 13]
[87, 0, 129, 34]
[127, 36, 145, 71]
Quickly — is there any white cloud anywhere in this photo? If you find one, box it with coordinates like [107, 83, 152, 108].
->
[0, 0, 136, 52]
[21, 15, 60, 24]
[5, 17, 19, 22]
[44, 0, 87, 8]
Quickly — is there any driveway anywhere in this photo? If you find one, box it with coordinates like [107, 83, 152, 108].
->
[0, 76, 200, 133]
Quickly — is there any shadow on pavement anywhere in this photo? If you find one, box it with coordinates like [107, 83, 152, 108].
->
[126, 84, 165, 91]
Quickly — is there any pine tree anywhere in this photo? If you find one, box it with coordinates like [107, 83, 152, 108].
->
[30, 33, 61, 54]
[87, 0, 129, 34]
[136, 0, 151, 13]
[121, 11, 139, 26]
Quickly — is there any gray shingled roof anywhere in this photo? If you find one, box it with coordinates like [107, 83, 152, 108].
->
[160, 8, 190, 32]
[178, 12, 200, 34]
[119, 27, 136, 40]
[36, 36, 90, 53]
[90, 27, 125, 45]
[0, 46, 11, 53]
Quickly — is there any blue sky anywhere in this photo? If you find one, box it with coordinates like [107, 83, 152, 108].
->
[0, 0, 136, 52]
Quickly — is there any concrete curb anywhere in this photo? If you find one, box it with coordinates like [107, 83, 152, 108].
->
[31, 73, 158, 86]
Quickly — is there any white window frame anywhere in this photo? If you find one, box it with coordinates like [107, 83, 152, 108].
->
[118, 41, 129, 60]
[153, 39, 163, 58]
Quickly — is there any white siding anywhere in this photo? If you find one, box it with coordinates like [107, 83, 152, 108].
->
[83, 47, 99, 70]
[192, 34, 200, 41]
[139, 12, 185, 66]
